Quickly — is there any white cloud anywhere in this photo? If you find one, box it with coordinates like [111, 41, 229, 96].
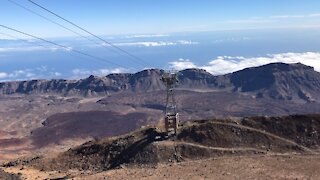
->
[177, 40, 197, 45]
[64, 47, 73, 52]
[270, 15, 305, 19]
[226, 19, 274, 24]
[52, 72, 62, 76]
[309, 13, 320, 17]
[125, 34, 169, 38]
[169, 59, 197, 70]
[0, 46, 69, 53]
[6, 69, 37, 80]
[25, 73, 35, 78]
[169, 52, 320, 75]
[0, 67, 62, 82]
[0, 72, 8, 79]
[114, 40, 198, 47]
[226, 12, 320, 26]
[71, 68, 128, 79]
[36, 66, 48, 72]
[0, 46, 45, 52]
[176, 24, 209, 31]
[8, 70, 26, 78]
[212, 37, 251, 44]
[71, 69, 91, 77]
[270, 13, 320, 19]
[97, 68, 124, 75]
[87, 40, 198, 48]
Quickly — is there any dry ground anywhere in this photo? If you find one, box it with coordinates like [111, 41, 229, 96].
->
[0, 94, 161, 163]
[1, 92, 320, 163]
[2, 154, 320, 180]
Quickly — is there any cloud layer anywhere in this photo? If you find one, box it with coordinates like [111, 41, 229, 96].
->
[224, 12, 320, 30]
[2, 52, 320, 81]
[124, 34, 169, 38]
[227, 12, 320, 24]
[169, 52, 320, 75]
[0, 72, 8, 79]
[0, 66, 62, 81]
[114, 40, 198, 47]
[0, 46, 71, 53]
[71, 68, 128, 79]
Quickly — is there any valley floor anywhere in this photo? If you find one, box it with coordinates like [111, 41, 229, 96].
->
[3, 154, 320, 180]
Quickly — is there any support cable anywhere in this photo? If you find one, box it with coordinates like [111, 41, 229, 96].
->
[0, 24, 127, 68]
[7, 0, 123, 59]
[0, 31, 104, 69]
[27, 0, 152, 68]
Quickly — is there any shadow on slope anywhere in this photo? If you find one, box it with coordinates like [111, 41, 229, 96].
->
[0, 169, 20, 180]
[22, 114, 320, 172]
[30, 111, 159, 148]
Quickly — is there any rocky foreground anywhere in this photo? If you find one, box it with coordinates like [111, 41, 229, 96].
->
[2, 114, 319, 179]
[0, 168, 20, 180]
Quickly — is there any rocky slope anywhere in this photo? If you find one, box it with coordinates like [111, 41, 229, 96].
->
[229, 63, 320, 102]
[8, 114, 319, 172]
[1, 63, 319, 102]
[0, 169, 20, 180]
[30, 111, 160, 148]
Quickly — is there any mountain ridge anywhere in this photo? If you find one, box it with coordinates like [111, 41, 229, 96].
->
[0, 62, 319, 102]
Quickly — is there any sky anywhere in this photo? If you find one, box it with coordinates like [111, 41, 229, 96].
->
[1, 0, 320, 37]
[0, 0, 320, 81]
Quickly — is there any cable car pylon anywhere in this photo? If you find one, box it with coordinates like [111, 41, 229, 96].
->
[161, 70, 180, 136]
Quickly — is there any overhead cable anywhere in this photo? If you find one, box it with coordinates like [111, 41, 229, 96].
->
[27, 0, 152, 68]
[0, 24, 126, 68]
[7, 0, 122, 57]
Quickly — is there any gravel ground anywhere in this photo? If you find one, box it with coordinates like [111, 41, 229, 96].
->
[76, 154, 320, 180]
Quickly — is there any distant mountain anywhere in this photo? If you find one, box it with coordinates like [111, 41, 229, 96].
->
[0, 62, 319, 102]
[228, 63, 320, 102]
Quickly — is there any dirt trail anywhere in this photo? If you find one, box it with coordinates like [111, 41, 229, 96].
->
[210, 121, 315, 153]
[74, 154, 320, 180]
[161, 140, 267, 153]
[3, 167, 68, 180]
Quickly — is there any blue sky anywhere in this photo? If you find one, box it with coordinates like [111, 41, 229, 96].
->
[1, 0, 320, 37]
[0, 0, 320, 81]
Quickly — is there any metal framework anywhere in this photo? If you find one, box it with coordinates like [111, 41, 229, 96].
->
[161, 71, 179, 135]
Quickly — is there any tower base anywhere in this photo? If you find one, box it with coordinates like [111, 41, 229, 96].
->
[165, 113, 179, 135]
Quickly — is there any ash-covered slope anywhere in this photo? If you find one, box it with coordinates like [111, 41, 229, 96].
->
[0, 63, 319, 102]
[30, 111, 159, 148]
[16, 114, 320, 172]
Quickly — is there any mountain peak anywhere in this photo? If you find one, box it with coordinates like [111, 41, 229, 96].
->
[134, 69, 163, 76]
[179, 68, 211, 75]
[87, 75, 97, 80]
[230, 62, 320, 101]
[250, 62, 314, 72]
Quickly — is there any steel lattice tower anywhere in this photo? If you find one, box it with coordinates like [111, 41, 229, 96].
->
[161, 71, 179, 135]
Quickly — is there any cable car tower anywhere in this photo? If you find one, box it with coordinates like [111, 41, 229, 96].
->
[161, 71, 179, 135]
